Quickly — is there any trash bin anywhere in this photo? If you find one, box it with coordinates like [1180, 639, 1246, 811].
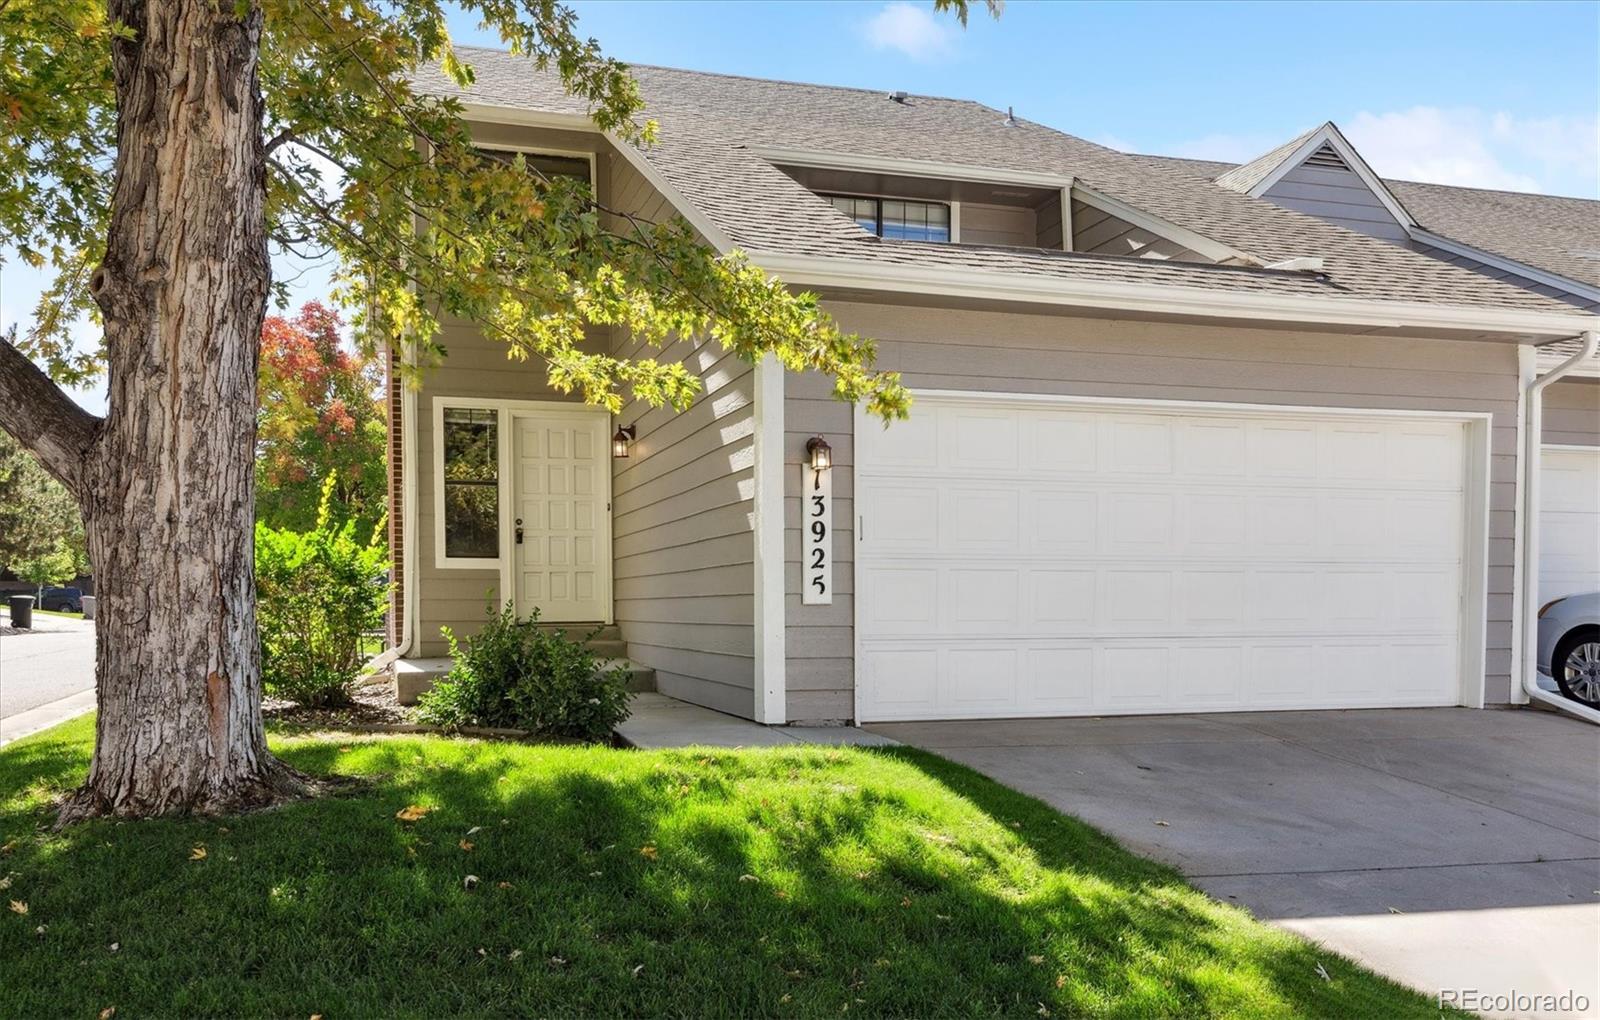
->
[8, 595, 35, 629]
[81, 595, 96, 621]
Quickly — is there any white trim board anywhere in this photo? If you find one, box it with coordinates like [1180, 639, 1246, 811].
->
[751, 354, 788, 723]
[1411, 228, 1600, 308]
[854, 389, 1494, 721]
[1072, 182, 1259, 266]
[755, 252, 1600, 341]
[429, 395, 615, 624]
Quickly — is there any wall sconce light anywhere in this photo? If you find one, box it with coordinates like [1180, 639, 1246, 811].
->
[806, 435, 833, 471]
[612, 424, 636, 458]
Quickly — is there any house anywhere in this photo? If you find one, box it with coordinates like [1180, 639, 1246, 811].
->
[388, 47, 1600, 727]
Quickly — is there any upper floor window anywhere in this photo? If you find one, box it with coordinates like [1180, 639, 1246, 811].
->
[479, 149, 594, 189]
[824, 194, 951, 243]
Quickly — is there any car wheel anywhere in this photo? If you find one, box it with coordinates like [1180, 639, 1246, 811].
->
[1553, 627, 1600, 709]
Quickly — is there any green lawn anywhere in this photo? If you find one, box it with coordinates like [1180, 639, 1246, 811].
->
[0, 717, 1448, 1018]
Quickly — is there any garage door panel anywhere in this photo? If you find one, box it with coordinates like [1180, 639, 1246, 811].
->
[1540, 447, 1599, 601]
[858, 396, 1471, 721]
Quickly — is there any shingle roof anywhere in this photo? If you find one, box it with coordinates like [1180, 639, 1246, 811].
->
[1213, 126, 1320, 194]
[417, 48, 1587, 318]
[1138, 153, 1600, 289]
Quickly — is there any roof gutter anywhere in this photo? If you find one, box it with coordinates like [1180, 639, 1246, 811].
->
[1518, 329, 1600, 724]
[752, 252, 1600, 340]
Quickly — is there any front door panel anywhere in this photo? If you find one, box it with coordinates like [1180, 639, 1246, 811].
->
[514, 413, 610, 622]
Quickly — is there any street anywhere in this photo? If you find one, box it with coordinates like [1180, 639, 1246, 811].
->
[0, 614, 96, 741]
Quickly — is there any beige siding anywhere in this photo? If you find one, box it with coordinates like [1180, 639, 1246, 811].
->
[1035, 192, 1064, 251]
[1071, 199, 1211, 262]
[1261, 162, 1412, 243]
[783, 301, 1525, 721]
[1546, 379, 1600, 447]
[959, 201, 1036, 247]
[606, 150, 758, 717]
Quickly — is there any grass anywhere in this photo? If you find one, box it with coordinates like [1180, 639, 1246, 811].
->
[0, 717, 1452, 1018]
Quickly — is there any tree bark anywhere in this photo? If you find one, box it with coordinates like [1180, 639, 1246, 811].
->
[48, 0, 307, 821]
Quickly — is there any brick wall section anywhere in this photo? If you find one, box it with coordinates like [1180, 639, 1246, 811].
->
[387, 344, 404, 647]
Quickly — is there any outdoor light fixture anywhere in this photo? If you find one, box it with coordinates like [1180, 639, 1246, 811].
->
[612, 424, 636, 458]
[806, 435, 833, 472]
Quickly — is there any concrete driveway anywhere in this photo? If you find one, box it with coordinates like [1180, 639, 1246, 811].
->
[869, 708, 1600, 1018]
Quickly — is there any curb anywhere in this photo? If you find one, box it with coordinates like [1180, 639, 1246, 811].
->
[0, 689, 97, 747]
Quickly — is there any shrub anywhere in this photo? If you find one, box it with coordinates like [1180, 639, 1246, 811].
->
[256, 475, 388, 706]
[416, 602, 631, 740]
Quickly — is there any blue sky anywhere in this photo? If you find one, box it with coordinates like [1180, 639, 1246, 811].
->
[4, 0, 1596, 413]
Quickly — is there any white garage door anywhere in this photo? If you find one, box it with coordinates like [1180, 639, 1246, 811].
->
[856, 395, 1473, 721]
[1540, 446, 1600, 601]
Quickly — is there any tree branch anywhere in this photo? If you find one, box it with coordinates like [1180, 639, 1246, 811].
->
[0, 337, 103, 494]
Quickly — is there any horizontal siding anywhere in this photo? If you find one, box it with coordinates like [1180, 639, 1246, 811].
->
[606, 142, 756, 717]
[1411, 243, 1600, 312]
[1071, 199, 1210, 262]
[1035, 192, 1064, 251]
[1545, 379, 1600, 447]
[782, 301, 1526, 721]
[1261, 163, 1411, 243]
[959, 201, 1036, 247]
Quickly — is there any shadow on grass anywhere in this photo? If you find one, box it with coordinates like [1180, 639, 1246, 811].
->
[0, 727, 1450, 1018]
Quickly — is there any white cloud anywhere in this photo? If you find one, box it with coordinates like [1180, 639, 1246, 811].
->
[861, 2, 959, 61]
[1344, 107, 1598, 196]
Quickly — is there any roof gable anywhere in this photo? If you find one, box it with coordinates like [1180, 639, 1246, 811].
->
[1217, 123, 1416, 231]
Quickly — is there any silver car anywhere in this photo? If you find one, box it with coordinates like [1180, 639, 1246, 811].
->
[1538, 591, 1600, 708]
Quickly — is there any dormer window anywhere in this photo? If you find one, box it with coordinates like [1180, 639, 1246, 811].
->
[824, 194, 951, 243]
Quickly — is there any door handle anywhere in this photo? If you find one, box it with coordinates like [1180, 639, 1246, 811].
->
[515, 517, 524, 545]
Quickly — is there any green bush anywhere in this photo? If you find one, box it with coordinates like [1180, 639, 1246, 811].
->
[416, 602, 631, 740]
[256, 475, 388, 706]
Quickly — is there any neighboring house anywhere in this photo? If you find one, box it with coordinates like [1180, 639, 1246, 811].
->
[389, 48, 1600, 727]
[1137, 123, 1600, 607]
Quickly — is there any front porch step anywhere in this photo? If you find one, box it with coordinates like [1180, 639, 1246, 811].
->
[393, 656, 656, 705]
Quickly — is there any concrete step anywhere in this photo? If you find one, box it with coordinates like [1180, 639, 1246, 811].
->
[393, 655, 655, 704]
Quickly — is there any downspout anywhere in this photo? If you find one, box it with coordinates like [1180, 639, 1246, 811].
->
[371, 359, 420, 671]
[1520, 329, 1600, 723]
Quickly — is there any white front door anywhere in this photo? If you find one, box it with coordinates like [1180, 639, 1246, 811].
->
[1540, 446, 1600, 601]
[513, 411, 611, 622]
[856, 394, 1475, 721]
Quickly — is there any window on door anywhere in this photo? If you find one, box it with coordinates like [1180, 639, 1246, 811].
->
[440, 407, 499, 561]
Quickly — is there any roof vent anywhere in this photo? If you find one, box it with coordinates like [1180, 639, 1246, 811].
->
[1003, 105, 1018, 127]
[1304, 143, 1350, 171]
[888, 90, 909, 103]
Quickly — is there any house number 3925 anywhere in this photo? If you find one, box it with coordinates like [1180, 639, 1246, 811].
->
[802, 463, 832, 605]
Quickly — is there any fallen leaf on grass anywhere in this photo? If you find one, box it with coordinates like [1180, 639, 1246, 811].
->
[639, 845, 658, 860]
[395, 805, 432, 823]
[1315, 962, 1331, 981]
[466, 826, 482, 836]
[9, 900, 27, 915]
[98, 1009, 115, 1020]
[631, 964, 645, 979]
[1027, 955, 1045, 965]
[739, 874, 760, 883]
[497, 881, 513, 890]
[463, 875, 479, 890]
[459, 840, 474, 852]
[549, 955, 567, 967]
[109, 942, 119, 952]
[1055, 975, 1066, 989]
[507, 949, 523, 961]
[188, 846, 208, 861]
[0, 876, 10, 890]
[1, 840, 17, 854]
[900, 897, 911, 908]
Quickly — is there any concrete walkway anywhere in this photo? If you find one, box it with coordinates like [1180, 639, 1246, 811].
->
[870, 707, 1600, 1019]
[616, 692, 896, 749]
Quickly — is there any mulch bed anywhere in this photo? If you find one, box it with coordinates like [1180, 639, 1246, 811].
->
[263, 671, 410, 727]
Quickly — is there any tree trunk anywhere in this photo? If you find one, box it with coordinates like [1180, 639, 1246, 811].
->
[50, 0, 306, 821]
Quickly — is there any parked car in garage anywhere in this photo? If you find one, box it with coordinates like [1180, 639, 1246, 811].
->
[1539, 592, 1600, 708]
[38, 586, 84, 613]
